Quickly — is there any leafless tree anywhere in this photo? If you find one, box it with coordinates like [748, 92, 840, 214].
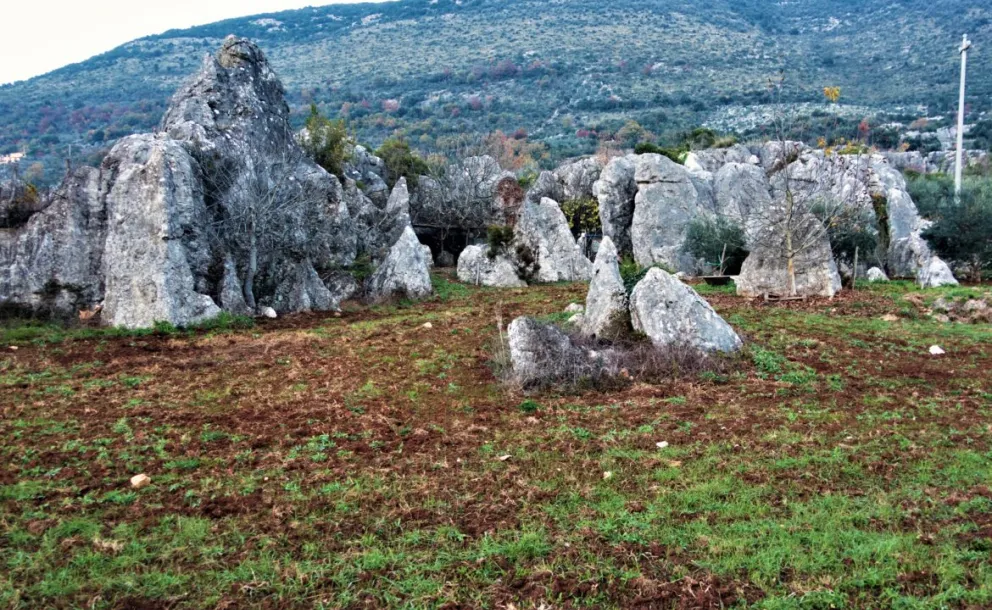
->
[203, 149, 330, 309]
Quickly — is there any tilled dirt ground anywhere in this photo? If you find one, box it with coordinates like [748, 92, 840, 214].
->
[1, 276, 991, 609]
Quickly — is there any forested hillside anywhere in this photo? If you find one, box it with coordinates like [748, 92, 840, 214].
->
[2, 0, 990, 182]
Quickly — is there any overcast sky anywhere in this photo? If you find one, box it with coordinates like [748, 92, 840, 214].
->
[0, 0, 392, 85]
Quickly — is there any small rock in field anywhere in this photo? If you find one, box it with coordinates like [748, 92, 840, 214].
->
[656, 441, 669, 449]
[497, 455, 512, 462]
[880, 314, 899, 322]
[9, 346, 18, 351]
[130, 474, 151, 490]
[929, 345, 946, 356]
[564, 303, 584, 314]
[260, 307, 278, 319]
[422, 322, 434, 329]
[603, 471, 613, 480]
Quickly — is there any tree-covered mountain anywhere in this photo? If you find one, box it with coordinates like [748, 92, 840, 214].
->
[2, 0, 990, 183]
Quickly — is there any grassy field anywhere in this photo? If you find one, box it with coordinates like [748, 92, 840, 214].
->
[1, 274, 991, 609]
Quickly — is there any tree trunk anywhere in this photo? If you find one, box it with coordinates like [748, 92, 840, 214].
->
[244, 230, 258, 310]
[785, 191, 797, 296]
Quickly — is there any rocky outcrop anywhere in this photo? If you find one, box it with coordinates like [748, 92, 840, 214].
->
[553, 157, 604, 201]
[631, 154, 704, 274]
[0, 167, 104, 316]
[456, 244, 526, 288]
[366, 226, 433, 302]
[1, 37, 365, 327]
[736, 223, 843, 298]
[100, 136, 221, 328]
[582, 237, 629, 340]
[630, 268, 742, 353]
[514, 197, 592, 283]
[684, 144, 757, 174]
[917, 256, 959, 288]
[713, 163, 772, 225]
[593, 155, 637, 256]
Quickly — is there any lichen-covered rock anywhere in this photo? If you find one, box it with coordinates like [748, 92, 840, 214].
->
[630, 268, 742, 353]
[0, 166, 104, 316]
[515, 197, 592, 282]
[631, 154, 704, 274]
[582, 237, 629, 339]
[867, 267, 889, 283]
[593, 155, 636, 257]
[366, 226, 433, 302]
[456, 245, 526, 288]
[713, 163, 772, 225]
[917, 256, 959, 288]
[270, 259, 339, 313]
[553, 157, 604, 201]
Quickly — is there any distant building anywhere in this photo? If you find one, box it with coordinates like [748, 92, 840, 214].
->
[0, 152, 25, 165]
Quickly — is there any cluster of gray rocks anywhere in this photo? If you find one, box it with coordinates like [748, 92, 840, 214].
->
[0, 38, 433, 327]
[0, 36, 966, 331]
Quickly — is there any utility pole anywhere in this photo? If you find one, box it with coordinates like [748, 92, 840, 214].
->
[955, 34, 972, 196]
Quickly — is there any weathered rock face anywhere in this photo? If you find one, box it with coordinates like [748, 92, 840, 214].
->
[593, 155, 637, 257]
[507, 316, 586, 388]
[630, 268, 742, 353]
[0, 167, 104, 315]
[736, 221, 843, 298]
[101, 136, 221, 328]
[456, 244, 527, 288]
[713, 163, 772, 226]
[366, 226, 433, 302]
[917, 256, 959, 288]
[1, 37, 364, 327]
[869, 161, 931, 278]
[582, 237, 629, 339]
[344, 145, 389, 207]
[514, 198, 592, 282]
[525, 170, 565, 205]
[631, 154, 704, 274]
[553, 157, 604, 201]
[685, 144, 756, 174]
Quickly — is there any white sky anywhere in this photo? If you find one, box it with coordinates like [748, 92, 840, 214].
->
[0, 0, 393, 85]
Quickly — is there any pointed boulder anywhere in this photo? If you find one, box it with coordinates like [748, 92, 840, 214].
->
[582, 237, 630, 340]
[367, 226, 433, 302]
[630, 268, 742, 353]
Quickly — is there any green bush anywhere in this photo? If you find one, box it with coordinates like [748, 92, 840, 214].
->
[301, 104, 351, 178]
[375, 138, 429, 189]
[684, 217, 748, 275]
[486, 225, 515, 259]
[921, 179, 992, 282]
[633, 142, 686, 165]
[906, 172, 956, 219]
[560, 198, 601, 238]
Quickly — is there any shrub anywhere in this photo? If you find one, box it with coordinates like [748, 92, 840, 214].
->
[633, 142, 686, 165]
[486, 225, 515, 259]
[560, 198, 601, 238]
[922, 179, 992, 282]
[684, 217, 748, 275]
[301, 104, 351, 178]
[906, 172, 955, 219]
[375, 138, 429, 189]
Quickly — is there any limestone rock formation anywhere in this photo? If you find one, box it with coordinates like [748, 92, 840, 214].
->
[366, 226, 433, 302]
[630, 268, 742, 353]
[631, 154, 704, 274]
[593, 155, 637, 256]
[1, 36, 362, 328]
[917, 256, 959, 288]
[735, 224, 843, 298]
[553, 157, 604, 201]
[581, 237, 629, 339]
[0, 166, 104, 315]
[456, 245, 526, 288]
[514, 198, 592, 283]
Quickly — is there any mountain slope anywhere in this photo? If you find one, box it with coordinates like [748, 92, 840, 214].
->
[2, 0, 990, 182]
